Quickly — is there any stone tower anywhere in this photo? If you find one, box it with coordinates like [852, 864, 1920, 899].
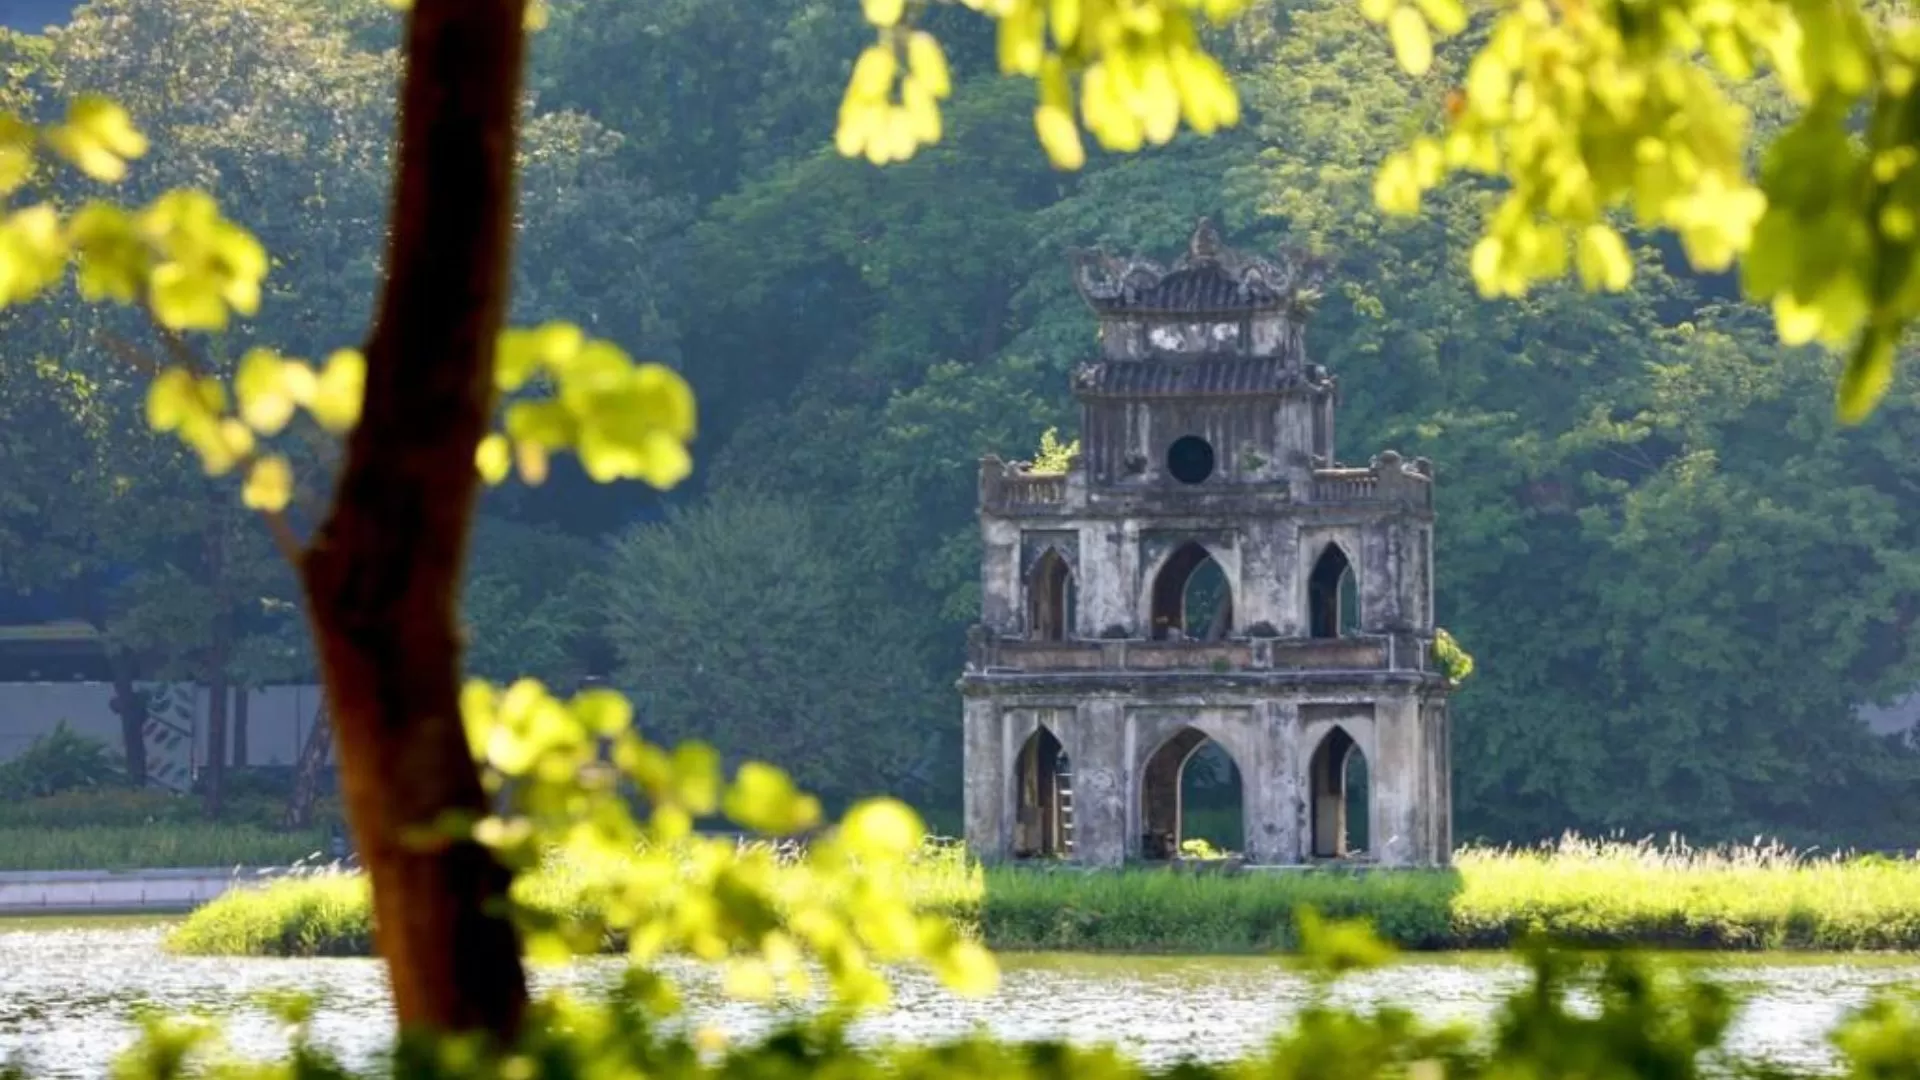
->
[959, 219, 1452, 868]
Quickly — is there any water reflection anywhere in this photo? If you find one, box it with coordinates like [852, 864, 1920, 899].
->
[0, 922, 1913, 1077]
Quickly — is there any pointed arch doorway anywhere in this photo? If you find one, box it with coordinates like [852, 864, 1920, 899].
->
[1012, 726, 1074, 858]
[1138, 726, 1245, 859]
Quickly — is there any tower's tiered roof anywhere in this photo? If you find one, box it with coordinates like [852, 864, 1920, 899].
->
[1068, 217, 1326, 319]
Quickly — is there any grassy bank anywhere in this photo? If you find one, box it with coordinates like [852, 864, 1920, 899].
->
[167, 836, 1920, 957]
[0, 824, 330, 872]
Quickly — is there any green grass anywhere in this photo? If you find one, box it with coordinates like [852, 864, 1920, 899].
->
[167, 834, 1920, 958]
[0, 824, 331, 871]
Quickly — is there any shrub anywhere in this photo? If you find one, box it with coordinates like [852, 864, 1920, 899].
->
[0, 788, 199, 828]
[0, 722, 123, 799]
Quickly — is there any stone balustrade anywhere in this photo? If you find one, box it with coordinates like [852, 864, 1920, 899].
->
[968, 633, 1433, 675]
[1310, 449, 1433, 509]
[1309, 468, 1376, 502]
[981, 451, 1434, 513]
[979, 455, 1070, 511]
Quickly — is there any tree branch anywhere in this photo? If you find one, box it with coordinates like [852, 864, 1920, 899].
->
[261, 508, 306, 566]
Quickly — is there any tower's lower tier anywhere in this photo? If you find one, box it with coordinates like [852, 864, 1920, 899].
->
[959, 671, 1452, 868]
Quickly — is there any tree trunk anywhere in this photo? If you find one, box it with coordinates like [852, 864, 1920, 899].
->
[232, 686, 249, 769]
[204, 675, 227, 816]
[297, 0, 530, 1043]
[104, 646, 148, 789]
[285, 699, 331, 829]
[203, 524, 231, 819]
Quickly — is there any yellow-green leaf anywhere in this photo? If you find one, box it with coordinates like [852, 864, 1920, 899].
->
[907, 32, 952, 98]
[839, 798, 924, 859]
[724, 762, 822, 835]
[46, 95, 148, 184]
[570, 688, 633, 737]
[1050, 0, 1081, 46]
[1034, 104, 1085, 170]
[669, 742, 723, 815]
[311, 349, 366, 433]
[1388, 7, 1434, 77]
[0, 114, 33, 196]
[1412, 0, 1466, 36]
[1837, 333, 1895, 425]
[235, 348, 298, 434]
[997, 2, 1045, 76]
[476, 433, 512, 485]
[0, 203, 70, 306]
[1373, 151, 1422, 215]
[241, 455, 295, 512]
[145, 368, 199, 432]
[850, 46, 897, 100]
[1296, 907, 1396, 976]
[149, 263, 228, 331]
[928, 940, 999, 996]
[1773, 292, 1823, 347]
[67, 201, 147, 304]
[1575, 224, 1633, 292]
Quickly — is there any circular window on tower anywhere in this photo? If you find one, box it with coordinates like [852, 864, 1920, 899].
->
[1166, 435, 1215, 484]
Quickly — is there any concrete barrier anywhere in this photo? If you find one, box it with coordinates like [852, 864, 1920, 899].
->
[0, 866, 305, 916]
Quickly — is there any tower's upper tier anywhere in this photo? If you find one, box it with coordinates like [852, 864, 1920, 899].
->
[1070, 217, 1327, 363]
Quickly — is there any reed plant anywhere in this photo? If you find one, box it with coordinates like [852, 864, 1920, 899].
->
[166, 833, 1920, 957]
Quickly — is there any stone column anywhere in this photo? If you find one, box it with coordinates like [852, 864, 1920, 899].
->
[1070, 698, 1128, 867]
[1243, 701, 1300, 864]
[961, 697, 1005, 863]
[980, 518, 1022, 634]
[1424, 700, 1453, 865]
[1365, 694, 1424, 867]
[1281, 524, 1309, 638]
[1080, 521, 1143, 637]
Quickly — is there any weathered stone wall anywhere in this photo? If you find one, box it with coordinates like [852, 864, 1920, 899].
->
[979, 493, 1436, 643]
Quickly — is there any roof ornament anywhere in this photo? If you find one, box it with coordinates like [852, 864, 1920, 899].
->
[1187, 216, 1223, 264]
[1069, 220, 1328, 318]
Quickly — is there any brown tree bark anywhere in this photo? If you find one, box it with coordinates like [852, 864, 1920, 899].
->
[297, 0, 531, 1043]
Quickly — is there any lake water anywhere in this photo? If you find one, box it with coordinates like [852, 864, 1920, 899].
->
[2, 920, 1916, 1077]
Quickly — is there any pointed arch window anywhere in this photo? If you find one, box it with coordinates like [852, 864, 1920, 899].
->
[1013, 726, 1073, 858]
[1028, 549, 1076, 641]
[1149, 542, 1234, 641]
[1308, 542, 1359, 639]
[1139, 726, 1244, 859]
[1308, 726, 1368, 858]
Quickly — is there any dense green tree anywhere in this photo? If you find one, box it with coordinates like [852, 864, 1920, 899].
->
[462, 516, 605, 691]
[604, 487, 947, 809]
